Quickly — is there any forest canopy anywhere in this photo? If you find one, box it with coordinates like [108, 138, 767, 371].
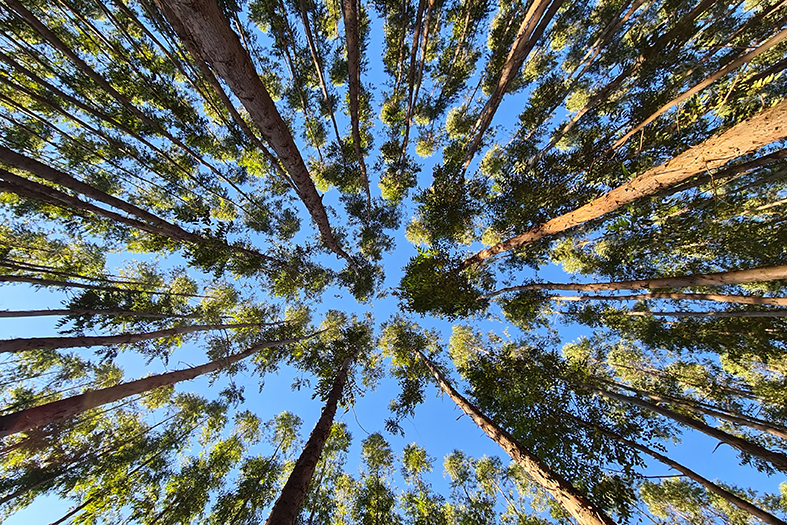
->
[1, 0, 787, 523]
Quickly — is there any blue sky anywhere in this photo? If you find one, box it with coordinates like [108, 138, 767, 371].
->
[2, 1, 786, 522]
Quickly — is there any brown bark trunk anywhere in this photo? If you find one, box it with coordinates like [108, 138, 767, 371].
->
[0, 146, 202, 243]
[620, 309, 787, 318]
[0, 158, 288, 269]
[298, 0, 343, 149]
[547, 291, 787, 306]
[0, 309, 201, 319]
[583, 419, 787, 525]
[0, 336, 304, 437]
[264, 352, 356, 525]
[462, 0, 563, 170]
[415, 350, 616, 525]
[154, 0, 357, 271]
[460, 98, 787, 270]
[589, 384, 787, 472]
[484, 265, 787, 296]
[341, 0, 372, 219]
[610, 25, 787, 153]
[0, 322, 259, 354]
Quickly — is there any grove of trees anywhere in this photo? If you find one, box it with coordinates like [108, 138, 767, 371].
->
[1, 0, 787, 522]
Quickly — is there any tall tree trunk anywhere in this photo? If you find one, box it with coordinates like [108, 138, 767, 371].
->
[619, 309, 787, 318]
[0, 322, 260, 353]
[602, 379, 787, 441]
[609, 25, 787, 153]
[298, 0, 343, 149]
[0, 275, 206, 297]
[0, 335, 306, 438]
[546, 291, 787, 306]
[153, 0, 358, 272]
[0, 165, 289, 271]
[264, 351, 357, 525]
[588, 383, 787, 472]
[341, 0, 372, 219]
[4, 0, 249, 198]
[578, 418, 787, 525]
[0, 309, 202, 320]
[460, 98, 787, 270]
[461, 0, 563, 170]
[483, 265, 787, 297]
[415, 350, 616, 525]
[532, 0, 718, 162]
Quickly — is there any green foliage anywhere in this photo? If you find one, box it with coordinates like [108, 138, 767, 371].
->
[398, 251, 489, 318]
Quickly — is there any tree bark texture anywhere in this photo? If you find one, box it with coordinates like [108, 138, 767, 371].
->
[0, 336, 303, 437]
[416, 350, 616, 525]
[264, 352, 356, 525]
[153, 0, 357, 270]
[460, 98, 787, 270]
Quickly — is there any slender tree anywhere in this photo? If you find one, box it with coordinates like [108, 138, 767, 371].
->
[0, 335, 309, 438]
[264, 350, 356, 525]
[414, 348, 616, 525]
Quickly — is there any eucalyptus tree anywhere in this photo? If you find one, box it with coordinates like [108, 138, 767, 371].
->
[1, 0, 787, 522]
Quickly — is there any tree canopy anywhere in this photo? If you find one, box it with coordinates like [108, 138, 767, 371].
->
[1, 0, 787, 523]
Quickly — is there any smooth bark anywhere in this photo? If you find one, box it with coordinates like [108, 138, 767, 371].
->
[547, 292, 787, 306]
[0, 322, 259, 353]
[462, 0, 563, 170]
[483, 265, 787, 297]
[0, 335, 305, 438]
[264, 352, 356, 525]
[460, 98, 787, 270]
[154, 0, 358, 271]
[415, 350, 616, 525]
[341, 0, 372, 218]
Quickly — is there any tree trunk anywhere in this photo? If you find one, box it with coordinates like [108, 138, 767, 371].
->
[581, 418, 787, 525]
[341, 0, 372, 219]
[298, 0, 343, 149]
[483, 265, 787, 297]
[153, 0, 358, 271]
[0, 322, 259, 353]
[532, 0, 718, 162]
[603, 380, 787, 441]
[415, 350, 616, 525]
[460, 98, 787, 270]
[609, 25, 787, 153]
[4, 0, 246, 195]
[0, 148, 289, 269]
[547, 291, 787, 306]
[0, 309, 201, 319]
[588, 384, 787, 472]
[0, 336, 305, 438]
[462, 0, 563, 170]
[619, 310, 787, 318]
[264, 352, 356, 525]
[0, 275, 206, 297]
